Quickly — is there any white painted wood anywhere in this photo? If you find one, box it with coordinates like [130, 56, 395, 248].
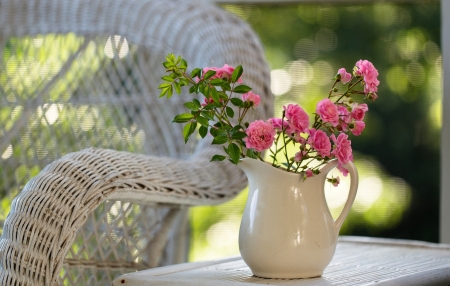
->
[113, 236, 450, 286]
[441, 0, 450, 244]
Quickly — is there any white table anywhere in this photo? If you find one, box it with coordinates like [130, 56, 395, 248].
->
[113, 236, 450, 286]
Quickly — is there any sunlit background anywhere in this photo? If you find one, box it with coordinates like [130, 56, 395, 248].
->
[189, 1, 440, 262]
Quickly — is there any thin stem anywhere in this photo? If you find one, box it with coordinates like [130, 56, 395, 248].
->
[280, 118, 292, 171]
[334, 78, 362, 104]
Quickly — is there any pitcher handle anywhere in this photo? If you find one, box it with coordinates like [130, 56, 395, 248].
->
[321, 160, 359, 232]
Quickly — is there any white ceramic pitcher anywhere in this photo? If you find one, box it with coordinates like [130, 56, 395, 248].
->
[238, 158, 358, 279]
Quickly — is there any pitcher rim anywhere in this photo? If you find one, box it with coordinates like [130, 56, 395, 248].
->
[239, 157, 337, 179]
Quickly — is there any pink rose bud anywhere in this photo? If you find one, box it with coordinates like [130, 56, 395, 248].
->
[337, 68, 352, 84]
[242, 91, 261, 107]
[331, 133, 353, 176]
[332, 176, 340, 187]
[351, 121, 365, 136]
[351, 103, 368, 121]
[354, 59, 380, 94]
[294, 151, 305, 162]
[305, 169, 314, 178]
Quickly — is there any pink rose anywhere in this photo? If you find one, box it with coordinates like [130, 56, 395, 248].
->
[242, 91, 261, 107]
[351, 103, 368, 121]
[368, 93, 378, 101]
[351, 121, 365, 136]
[293, 133, 306, 144]
[332, 176, 340, 187]
[331, 133, 353, 176]
[307, 128, 331, 158]
[294, 150, 306, 162]
[245, 120, 276, 152]
[202, 64, 243, 83]
[337, 68, 352, 84]
[337, 105, 351, 132]
[305, 169, 314, 178]
[316, 99, 339, 127]
[354, 60, 379, 94]
[283, 104, 309, 134]
[221, 64, 242, 82]
[268, 118, 284, 131]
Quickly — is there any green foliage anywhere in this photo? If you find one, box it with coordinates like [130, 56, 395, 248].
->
[159, 53, 256, 165]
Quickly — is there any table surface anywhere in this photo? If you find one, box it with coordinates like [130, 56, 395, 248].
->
[113, 236, 450, 286]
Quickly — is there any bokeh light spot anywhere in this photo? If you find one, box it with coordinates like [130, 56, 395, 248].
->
[406, 62, 425, 87]
[294, 39, 318, 62]
[386, 65, 409, 96]
[271, 69, 292, 96]
[312, 61, 334, 86]
[286, 60, 314, 86]
[315, 28, 338, 52]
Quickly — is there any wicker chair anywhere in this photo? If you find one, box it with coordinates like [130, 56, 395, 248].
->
[0, 0, 273, 285]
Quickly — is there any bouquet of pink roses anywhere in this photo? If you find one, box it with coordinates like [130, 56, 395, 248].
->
[159, 53, 379, 186]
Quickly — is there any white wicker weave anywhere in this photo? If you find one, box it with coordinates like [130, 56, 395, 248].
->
[0, 0, 273, 285]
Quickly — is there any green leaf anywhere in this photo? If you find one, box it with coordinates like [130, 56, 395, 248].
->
[199, 126, 208, 138]
[210, 155, 226, 162]
[212, 135, 228, 145]
[180, 59, 188, 69]
[184, 102, 199, 111]
[172, 113, 194, 123]
[230, 98, 244, 107]
[201, 111, 215, 121]
[174, 82, 181, 94]
[210, 88, 220, 103]
[162, 76, 174, 82]
[189, 85, 196, 94]
[231, 65, 243, 83]
[210, 78, 224, 86]
[193, 99, 201, 108]
[218, 91, 228, 100]
[158, 83, 172, 89]
[183, 122, 197, 143]
[233, 85, 252, 94]
[167, 85, 173, 98]
[179, 78, 190, 86]
[159, 87, 169, 98]
[246, 149, 257, 159]
[221, 82, 231, 91]
[210, 127, 224, 137]
[203, 84, 210, 99]
[202, 104, 215, 111]
[191, 68, 201, 78]
[162, 61, 174, 68]
[231, 131, 246, 140]
[231, 125, 244, 132]
[196, 116, 209, 127]
[204, 70, 217, 80]
[228, 143, 241, 164]
[225, 106, 234, 118]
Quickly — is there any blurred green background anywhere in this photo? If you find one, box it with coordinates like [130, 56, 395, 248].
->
[189, 1, 441, 262]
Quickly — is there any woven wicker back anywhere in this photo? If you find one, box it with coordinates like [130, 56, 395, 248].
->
[0, 0, 272, 285]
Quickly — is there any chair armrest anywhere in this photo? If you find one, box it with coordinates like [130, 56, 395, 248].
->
[0, 147, 247, 285]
